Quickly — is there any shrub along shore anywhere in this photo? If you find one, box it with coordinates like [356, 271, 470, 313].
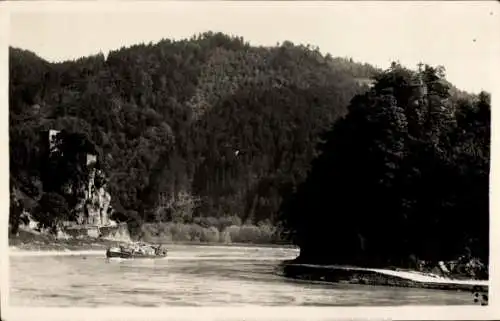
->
[8, 222, 295, 252]
[139, 219, 281, 244]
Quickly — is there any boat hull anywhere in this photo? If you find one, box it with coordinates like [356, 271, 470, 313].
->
[106, 248, 167, 259]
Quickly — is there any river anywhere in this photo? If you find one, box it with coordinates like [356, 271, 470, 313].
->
[9, 244, 476, 306]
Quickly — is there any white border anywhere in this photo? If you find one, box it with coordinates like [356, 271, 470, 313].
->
[1, 2, 11, 319]
[2, 306, 498, 321]
[1, 1, 500, 320]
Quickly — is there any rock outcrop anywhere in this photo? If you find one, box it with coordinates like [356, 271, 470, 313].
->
[21, 130, 117, 239]
[83, 178, 113, 226]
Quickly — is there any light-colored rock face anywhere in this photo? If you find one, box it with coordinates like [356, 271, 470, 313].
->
[16, 131, 115, 238]
[48, 129, 61, 153]
[77, 166, 113, 227]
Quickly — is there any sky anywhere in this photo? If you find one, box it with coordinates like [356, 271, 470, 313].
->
[6, 1, 500, 94]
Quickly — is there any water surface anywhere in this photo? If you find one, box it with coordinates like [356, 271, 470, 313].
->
[10, 244, 476, 306]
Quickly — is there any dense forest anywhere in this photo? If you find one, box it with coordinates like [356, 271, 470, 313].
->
[9, 32, 489, 269]
[280, 63, 490, 272]
[9, 32, 378, 236]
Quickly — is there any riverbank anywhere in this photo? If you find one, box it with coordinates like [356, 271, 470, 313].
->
[8, 229, 297, 252]
[10, 230, 487, 300]
[280, 262, 489, 294]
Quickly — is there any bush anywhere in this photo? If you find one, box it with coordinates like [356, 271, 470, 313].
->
[139, 221, 280, 244]
[225, 225, 241, 242]
[9, 192, 24, 235]
[257, 222, 275, 243]
[32, 192, 70, 233]
[126, 210, 144, 238]
[201, 226, 220, 242]
[218, 215, 242, 230]
[239, 225, 261, 243]
[170, 223, 191, 242]
[189, 224, 204, 242]
[219, 230, 232, 243]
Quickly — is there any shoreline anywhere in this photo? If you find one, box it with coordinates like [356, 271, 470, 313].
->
[8, 234, 298, 252]
[280, 262, 489, 293]
[8, 242, 298, 252]
[10, 233, 487, 296]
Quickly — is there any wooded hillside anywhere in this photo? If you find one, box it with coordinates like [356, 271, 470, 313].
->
[10, 32, 377, 233]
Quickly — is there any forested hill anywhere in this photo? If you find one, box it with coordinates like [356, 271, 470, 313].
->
[9, 32, 381, 233]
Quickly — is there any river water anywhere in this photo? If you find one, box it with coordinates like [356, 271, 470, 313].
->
[9, 244, 476, 306]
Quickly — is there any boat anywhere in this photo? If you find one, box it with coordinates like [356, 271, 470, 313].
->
[106, 243, 167, 259]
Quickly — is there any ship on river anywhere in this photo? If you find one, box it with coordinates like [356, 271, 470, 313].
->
[106, 242, 167, 259]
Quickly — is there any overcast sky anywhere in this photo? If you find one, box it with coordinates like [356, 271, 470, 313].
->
[7, 1, 500, 94]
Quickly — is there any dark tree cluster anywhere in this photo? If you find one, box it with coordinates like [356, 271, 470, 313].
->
[280, 63, 490, 271]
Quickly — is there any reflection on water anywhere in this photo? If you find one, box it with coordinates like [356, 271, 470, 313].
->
[10, 244, 475, 306]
